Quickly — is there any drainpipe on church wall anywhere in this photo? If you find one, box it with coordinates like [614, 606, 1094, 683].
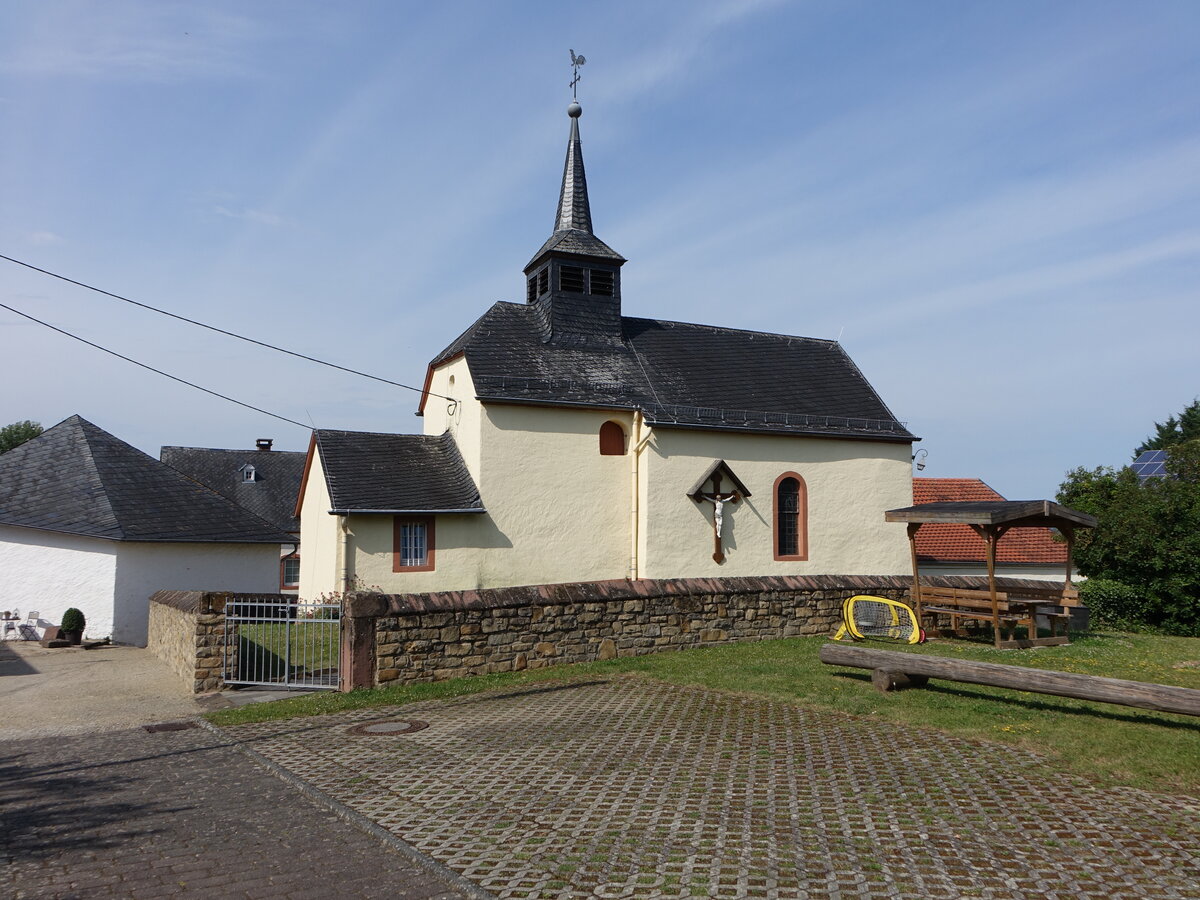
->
[630, 412, 651, 581]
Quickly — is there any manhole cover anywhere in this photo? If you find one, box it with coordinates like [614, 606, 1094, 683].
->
[346, 719, 430, 736]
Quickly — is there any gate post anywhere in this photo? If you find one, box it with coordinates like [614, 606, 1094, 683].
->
[340, 591, 386, 691]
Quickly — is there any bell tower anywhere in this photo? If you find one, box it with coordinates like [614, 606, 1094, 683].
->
[524, 99, 626, 347]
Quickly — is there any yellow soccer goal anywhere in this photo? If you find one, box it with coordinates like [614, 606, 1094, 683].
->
[833, 594, 924, 644]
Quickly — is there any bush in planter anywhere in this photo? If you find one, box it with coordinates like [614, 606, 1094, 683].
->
[60, 607, 86, 644]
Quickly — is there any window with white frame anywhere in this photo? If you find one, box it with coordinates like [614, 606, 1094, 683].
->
[393, 516, 435, 571]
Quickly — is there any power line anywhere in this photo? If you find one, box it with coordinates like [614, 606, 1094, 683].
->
[0, 252, 452, 401]
[0, 301, 309, 429]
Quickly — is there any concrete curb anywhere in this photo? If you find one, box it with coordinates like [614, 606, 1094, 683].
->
[197, 718, 495, 900]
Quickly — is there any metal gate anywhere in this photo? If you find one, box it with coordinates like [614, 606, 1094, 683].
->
[222, 595, 340, 690]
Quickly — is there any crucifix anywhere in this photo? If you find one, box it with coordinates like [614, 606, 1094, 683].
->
[569, 49, 586, 100]
[697, 473, 740, 564]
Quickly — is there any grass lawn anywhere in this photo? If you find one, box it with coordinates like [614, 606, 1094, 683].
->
[207, 630, 1200, 796]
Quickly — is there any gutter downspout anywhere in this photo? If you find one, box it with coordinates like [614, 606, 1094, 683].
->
[630, 412, 653, 580]
[338, 517, 354, 594]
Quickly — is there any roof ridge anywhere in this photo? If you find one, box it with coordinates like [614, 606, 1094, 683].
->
[72, 419, 127, 539]
[623, 314, 838, 345]
[160, 444, 305, 455]
[84, 420, 293, 541]
[316, 428, 439, 440]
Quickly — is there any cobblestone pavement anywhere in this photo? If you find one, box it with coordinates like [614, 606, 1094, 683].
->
[1, 724, 472, 899]
[220, 677, 1200, 900]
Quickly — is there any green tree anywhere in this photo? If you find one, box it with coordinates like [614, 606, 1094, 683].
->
[0, 420, 42, 454]
[1135, 398, 1200, 455]
[1058, 441, 1200, 635]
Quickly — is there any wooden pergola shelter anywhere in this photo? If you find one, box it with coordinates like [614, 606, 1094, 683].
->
[884, 500, 1098, 648]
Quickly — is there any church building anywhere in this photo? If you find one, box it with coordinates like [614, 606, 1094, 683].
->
[295, 99, 916, 600]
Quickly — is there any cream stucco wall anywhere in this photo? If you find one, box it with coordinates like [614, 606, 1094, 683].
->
[114, 541, 280, 646]
[639, 428, 913, 579]
[0, 524, 118, 640]
[298, 449, 342, 602]
[422, 355, 483, 484]
[351, 402, 635, 593]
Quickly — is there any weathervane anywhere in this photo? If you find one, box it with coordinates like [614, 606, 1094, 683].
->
[569, 49, 586, 100]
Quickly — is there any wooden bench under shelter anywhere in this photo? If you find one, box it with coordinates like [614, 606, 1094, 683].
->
[884, 499, 1098, 649]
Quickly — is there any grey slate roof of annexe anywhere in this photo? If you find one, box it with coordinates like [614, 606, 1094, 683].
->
[0, 416, 296, 543]
[428, 303, 915, 441]
[315, 429, 484, 514]
[160, 445, 305, 534]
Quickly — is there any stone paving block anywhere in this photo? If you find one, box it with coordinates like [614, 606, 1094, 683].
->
[0, 725, 471, 900]
[222, 676, 1200, 900]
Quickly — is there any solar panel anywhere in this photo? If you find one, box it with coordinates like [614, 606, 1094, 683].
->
[1131, 449, 1168, 480]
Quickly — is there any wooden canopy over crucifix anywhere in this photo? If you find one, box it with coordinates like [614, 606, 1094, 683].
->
[688, 460, 752, 564]
[885, 500, 1098, 647]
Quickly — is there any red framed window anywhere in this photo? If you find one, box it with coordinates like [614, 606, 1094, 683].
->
[773, 472, 808, 561]
[280, 554, 300, 589]
[393, 516, 435, 572]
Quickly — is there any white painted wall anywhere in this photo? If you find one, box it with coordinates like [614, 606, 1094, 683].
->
[114, 542, 281, 646]
[0, 524, 117, 640]
[640, 428, 913, 578]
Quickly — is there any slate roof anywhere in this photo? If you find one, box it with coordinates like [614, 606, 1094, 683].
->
[426, 302, 914, 442]
[0, 416, 296, 543]
[160, 445, 305, 534]
[911, 478, 1067, 565]
[314, 430, 483, 514]
[524, 110, 625, 269]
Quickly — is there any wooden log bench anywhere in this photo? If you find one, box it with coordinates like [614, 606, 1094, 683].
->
[915, 586, 1070, 649]
[819, 643, 1200, 717]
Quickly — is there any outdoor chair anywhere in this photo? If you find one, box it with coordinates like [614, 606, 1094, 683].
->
[2, 608, 20, 640]
[20, 611, 42, 640]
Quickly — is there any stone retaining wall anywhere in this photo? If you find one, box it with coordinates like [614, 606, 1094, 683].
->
[346, 574, 1064, 689]
[148, 590, 232, 693]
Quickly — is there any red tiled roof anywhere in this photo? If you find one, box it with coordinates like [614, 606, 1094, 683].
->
[912, 478, 1067, 565]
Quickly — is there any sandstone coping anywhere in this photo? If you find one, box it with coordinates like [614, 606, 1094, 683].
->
[351, 573, 1070, 617]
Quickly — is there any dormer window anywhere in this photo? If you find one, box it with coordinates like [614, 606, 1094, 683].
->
[560, 265, 585, 293]
[240, 464, 257, 483]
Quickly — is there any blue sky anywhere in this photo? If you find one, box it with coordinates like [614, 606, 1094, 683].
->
[2, 0, 1197, 500]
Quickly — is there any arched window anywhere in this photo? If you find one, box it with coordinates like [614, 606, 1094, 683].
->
[599, 421, 626, 456]
[774, 472, 808, 561]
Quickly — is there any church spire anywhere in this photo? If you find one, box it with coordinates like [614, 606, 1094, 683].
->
[554, 102, 593, 234]
[523, 71, 626, 348]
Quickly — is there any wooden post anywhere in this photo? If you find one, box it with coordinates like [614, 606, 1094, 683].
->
[907, 522, 923, 624]
[970, 524, 1003, 647]
[1061, 525, 1078, 602]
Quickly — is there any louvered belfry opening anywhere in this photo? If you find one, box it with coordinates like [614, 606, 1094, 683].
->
[524, 100, 626, 347]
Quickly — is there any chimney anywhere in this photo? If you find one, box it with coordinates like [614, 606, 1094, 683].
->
[256, 438, 273, 452]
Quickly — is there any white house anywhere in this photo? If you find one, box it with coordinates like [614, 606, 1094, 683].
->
[0, 416, 295, 644]
[160, 439, 306, 593]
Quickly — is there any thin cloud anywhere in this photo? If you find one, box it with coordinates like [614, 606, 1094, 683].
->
[2, 5, 258, 80]
[28, 231, 62, 245]
[213, 206, 287, 227]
